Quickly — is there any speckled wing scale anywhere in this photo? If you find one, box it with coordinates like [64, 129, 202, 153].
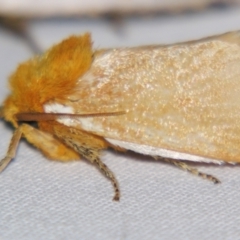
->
[1, 31, 240, 200]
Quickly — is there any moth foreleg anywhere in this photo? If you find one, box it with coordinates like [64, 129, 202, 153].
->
[0, 126, 22, 172]
[20, 124, 80, 161]
[154, 157, 221, 184]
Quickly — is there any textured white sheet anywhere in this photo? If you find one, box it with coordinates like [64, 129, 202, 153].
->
[1, 7, 240, 240]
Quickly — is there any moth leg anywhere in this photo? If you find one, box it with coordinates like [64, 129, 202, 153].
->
[89, 154, 120, 201]
[0, 127, 22, 173]
[52, 123, 120, 201]
[20, 124, 80, 161]
[63, 141, 120, 201]
[154, 157, 221, 184]
[0, 123, 80, 173]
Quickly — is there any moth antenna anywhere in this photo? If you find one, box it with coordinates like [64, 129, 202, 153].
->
[15, 111, 126, 122]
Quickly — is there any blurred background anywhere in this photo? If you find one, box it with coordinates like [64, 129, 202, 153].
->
[1, 1, 240, 240]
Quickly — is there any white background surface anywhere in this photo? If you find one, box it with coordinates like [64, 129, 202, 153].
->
[1, 7, 240, 240]
[0, 0, 238, 17]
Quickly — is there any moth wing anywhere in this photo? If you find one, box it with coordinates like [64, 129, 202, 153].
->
[45, 31, 240, 163]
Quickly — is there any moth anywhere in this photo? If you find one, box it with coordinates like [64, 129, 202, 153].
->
[1, 31, 240, 201]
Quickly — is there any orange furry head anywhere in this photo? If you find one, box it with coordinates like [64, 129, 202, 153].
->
[3, 33, 92, 126]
